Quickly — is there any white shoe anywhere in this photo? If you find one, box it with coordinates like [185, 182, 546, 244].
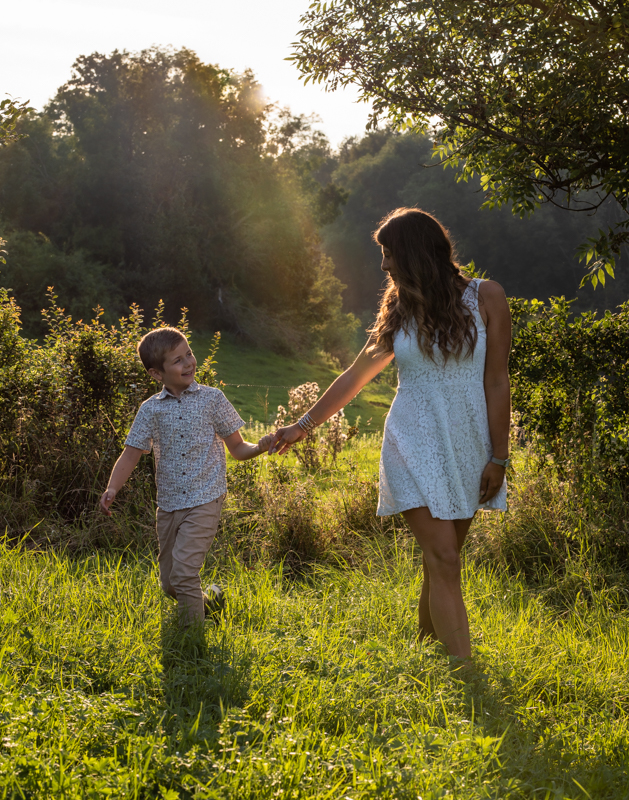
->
[204, 584, 225, 621]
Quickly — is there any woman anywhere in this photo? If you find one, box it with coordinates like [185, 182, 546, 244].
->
[269, 208, 511, 660]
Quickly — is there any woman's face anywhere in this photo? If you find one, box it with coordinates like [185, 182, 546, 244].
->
[381, 246, 397, 280]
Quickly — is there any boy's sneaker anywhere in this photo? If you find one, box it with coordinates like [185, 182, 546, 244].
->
[204, 584, 225, 622]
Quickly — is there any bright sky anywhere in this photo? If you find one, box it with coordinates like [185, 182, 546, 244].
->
[2, 0, 371, 148]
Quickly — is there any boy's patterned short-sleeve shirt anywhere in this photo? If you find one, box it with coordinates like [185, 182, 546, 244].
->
[125, 381, 244, 512]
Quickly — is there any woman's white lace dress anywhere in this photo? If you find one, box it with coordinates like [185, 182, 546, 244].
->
[377, 279, 507, 520]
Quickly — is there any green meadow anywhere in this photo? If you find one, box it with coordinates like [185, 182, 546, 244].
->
[2, 320, 629, 798]
[2, 427, 629, 798]
[2, 531, 628, 799]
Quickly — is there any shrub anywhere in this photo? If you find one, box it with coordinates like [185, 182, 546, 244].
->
[324, 463, 410, 568]
[222, 458, 342, 573]
[0, 289, 219, 527]
[217, 441, 412, 574]
[466, 446, 629, 603]
[264, 475, 326, 570]
[510, 297, 629, 487]
[0, 229, 122, 338]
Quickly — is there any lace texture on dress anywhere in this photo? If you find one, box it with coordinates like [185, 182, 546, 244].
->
[377, 279, 507, 519]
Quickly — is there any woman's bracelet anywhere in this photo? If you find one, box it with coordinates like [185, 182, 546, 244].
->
[297, 412, 317, 433]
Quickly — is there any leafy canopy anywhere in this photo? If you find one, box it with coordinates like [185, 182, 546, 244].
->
[0, 97, 30, 148]
[0, 97, 31, 266]
[0, 49, 355, 357]
[292, 1, 629, 286]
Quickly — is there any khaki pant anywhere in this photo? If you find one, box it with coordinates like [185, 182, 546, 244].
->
[156, 495, 225, 625]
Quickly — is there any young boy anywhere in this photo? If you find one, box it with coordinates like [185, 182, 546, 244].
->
[99, 327, 271, 626]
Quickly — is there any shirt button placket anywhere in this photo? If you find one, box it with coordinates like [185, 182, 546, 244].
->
[181, 404, 186, 494]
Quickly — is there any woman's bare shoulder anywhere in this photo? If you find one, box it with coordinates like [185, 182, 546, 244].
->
[477, 280, 510, 327]
[478, 279, 507, 303]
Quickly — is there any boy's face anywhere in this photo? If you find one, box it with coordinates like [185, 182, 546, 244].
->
[149, 339, 197, 396]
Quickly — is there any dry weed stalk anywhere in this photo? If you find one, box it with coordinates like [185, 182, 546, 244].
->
[274, 382, 358, 471]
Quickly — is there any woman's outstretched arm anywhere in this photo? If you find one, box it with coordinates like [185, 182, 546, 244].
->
[478, 280, 512, 502]
[269, 339, 395, 454]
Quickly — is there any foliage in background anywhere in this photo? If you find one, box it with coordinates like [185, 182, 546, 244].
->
[0, 48, 355, 360]
[0, 97, 31, 146]
[292, 0, 629, 286]
[322, 129, 622, 316]
[274, 381, 358, 471]
[267, 109, 348, 228]
[0, 231, 115, 337]
[510, 297, 629, 485]
[0, 287, 219, 526]
[4, 47, 627, 362]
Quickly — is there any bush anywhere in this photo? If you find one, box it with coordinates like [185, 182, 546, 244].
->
[510, 297, 629, 486]
[466, 446, 629, 605]
[220, 455, 397, 575]
[0, 229, 122, 338]
[0, 288, 219, 529]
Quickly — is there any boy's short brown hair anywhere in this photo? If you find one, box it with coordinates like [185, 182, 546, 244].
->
[137, 327, 187, 372]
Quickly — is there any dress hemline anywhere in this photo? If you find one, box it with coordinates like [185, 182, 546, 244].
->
[376, 499, 507, 520]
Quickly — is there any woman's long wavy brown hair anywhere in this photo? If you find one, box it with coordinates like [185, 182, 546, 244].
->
[368, 208, 477, 361]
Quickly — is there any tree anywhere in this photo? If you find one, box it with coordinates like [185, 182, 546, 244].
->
[0, 48, 356, 357]
[292, 1, 629, 286]
[0, 97, 30, 147]
[0, 97, 31, 267]
[322, 129, 612, 315]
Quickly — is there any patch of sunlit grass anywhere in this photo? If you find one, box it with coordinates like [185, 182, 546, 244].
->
[1, 543, 628, 798]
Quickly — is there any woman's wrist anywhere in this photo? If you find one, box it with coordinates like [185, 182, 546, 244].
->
[491, 444, 509, 460]
[297, 412, 318, 433]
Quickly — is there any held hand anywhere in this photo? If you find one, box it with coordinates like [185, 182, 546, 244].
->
[479, 461, 505, 504]
[99, 488, 116, 516]
[268, 422, 308, 455]
[256, 433, 275, 454]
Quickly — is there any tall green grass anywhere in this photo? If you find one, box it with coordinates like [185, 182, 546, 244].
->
[8, 431, 629, 596]
[1, 542, 628, 798]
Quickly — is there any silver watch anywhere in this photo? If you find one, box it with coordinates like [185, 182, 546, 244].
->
[491, 456, 510, 469]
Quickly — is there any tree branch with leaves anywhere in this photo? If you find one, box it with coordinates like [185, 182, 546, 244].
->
[0, 97, 31, 147]
[291, 0, 629, 287]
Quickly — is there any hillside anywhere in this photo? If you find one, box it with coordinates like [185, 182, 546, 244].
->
[191, 332, 395, 432]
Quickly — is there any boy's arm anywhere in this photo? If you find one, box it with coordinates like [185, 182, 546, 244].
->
[99, 446, 144, 515]
[223, 431, 273, 461]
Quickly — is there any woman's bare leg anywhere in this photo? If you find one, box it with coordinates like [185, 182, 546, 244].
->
[417, 559, 435, 639]
[404, 508, 473, 658]
[417, 517, 473, 640]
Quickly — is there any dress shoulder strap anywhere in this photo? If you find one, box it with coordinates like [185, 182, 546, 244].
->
[462, 278, 482, 313]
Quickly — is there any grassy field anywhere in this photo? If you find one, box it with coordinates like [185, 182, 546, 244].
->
[1, 541, 628, 799]
[2, 431, 629, 798]
[4, 331, 629, 797]
[190, 332, 396, 432]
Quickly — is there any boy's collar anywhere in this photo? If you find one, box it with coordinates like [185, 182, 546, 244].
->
[157, 380, 201, 400]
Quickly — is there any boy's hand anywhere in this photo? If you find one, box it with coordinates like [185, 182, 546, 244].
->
[257, 434, 274, 454]
[99, 488, 116, 516]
